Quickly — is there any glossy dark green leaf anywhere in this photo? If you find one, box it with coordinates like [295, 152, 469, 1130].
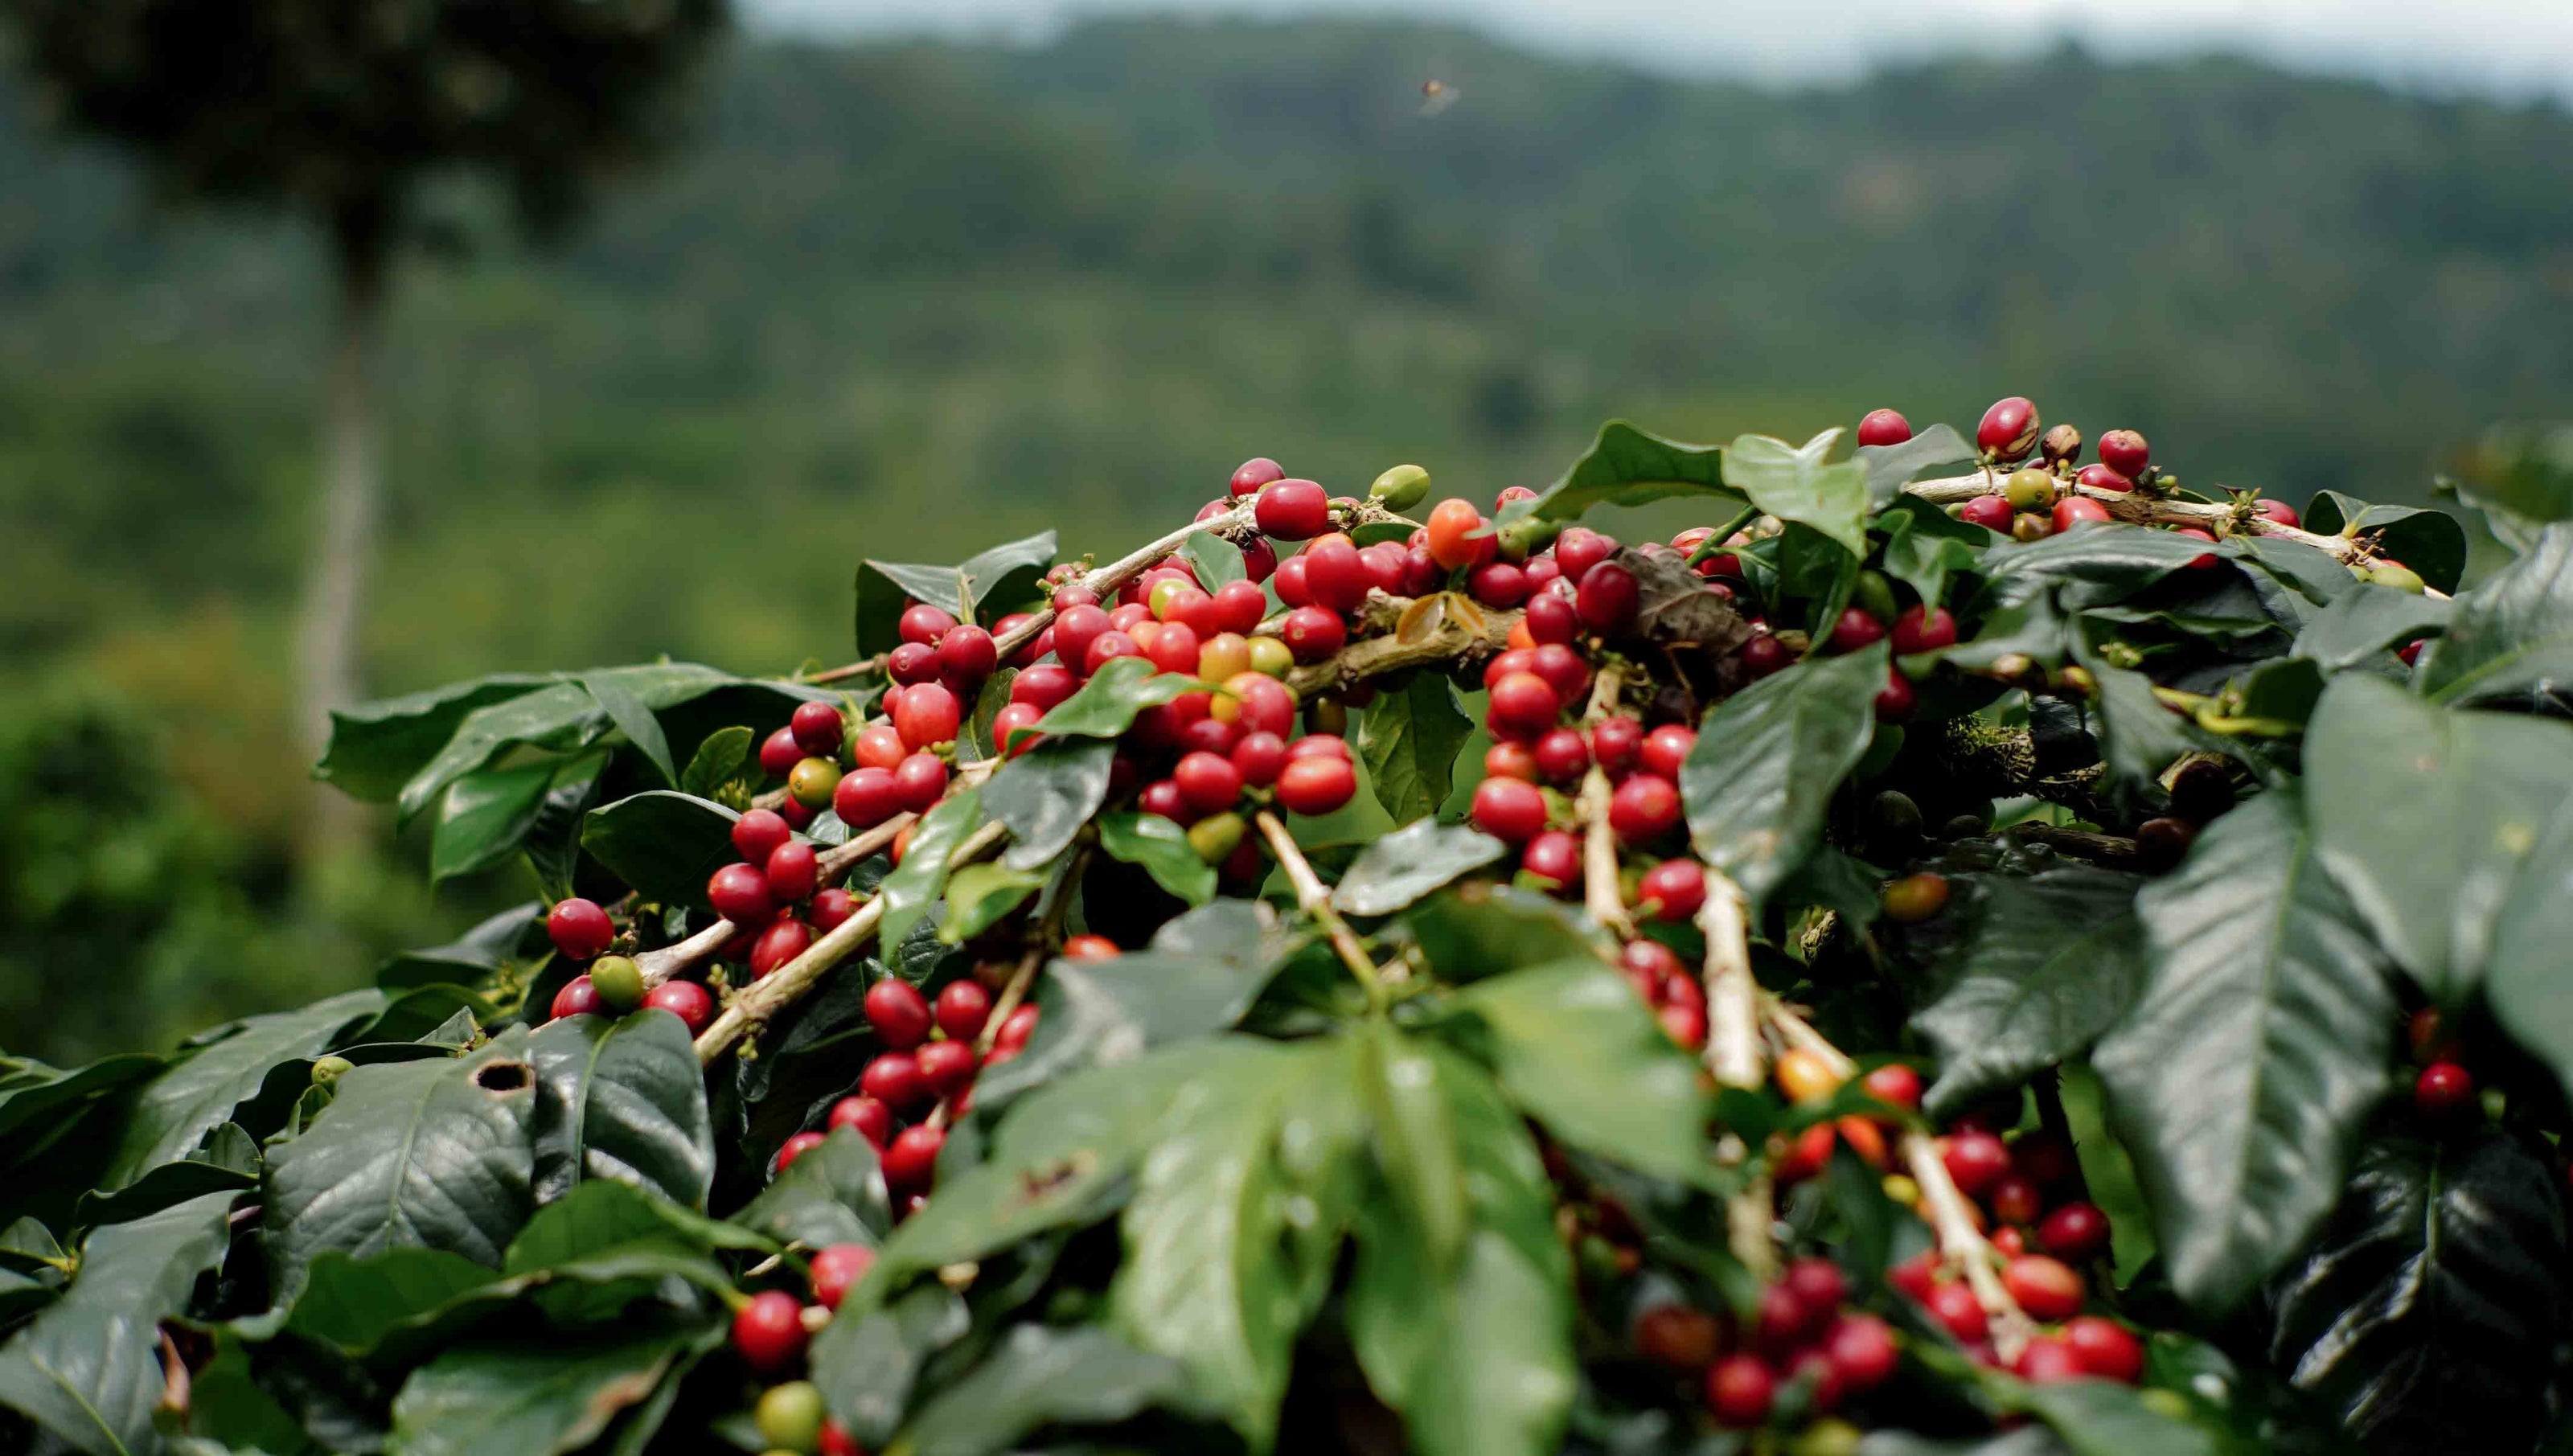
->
[262, 1032, 539, 1306]
[2484, 796, 2573, 1105]
[901, 1324, 1196, 1456]
[524, 750, 612, 903]
[1877, 498, 1986, 610]
[1680, 643, 1888, 913]
[101, 990, 386, 1191]
[874, 787, 986, 949]
[1332, 819, 1504, 917]
[1442, 960, 1709, 1183]
[983, 736, 1113, 871]
[1176, 529, 1246, 589]
[2005, 1378, 2221, 1456]
[1511, 419, 1740, 523]
[2304, 675, 2573, 1001]
[1356, 674, 1475, 824]
[2093, 794, 2395, 1314]
[1858, 422, 1976, 509]
[974, 919, 1290, 1108]
[2267, 1130, 2565, 1454]
[856, 560, 971, 657]
[811, 1282, 970, 1447]
[937, 861, 1047, 944]
[579, 790, 740, 909]
[1402, 882, 1597, 982]
[1726, 429, 1869, 559]
[2290, 587, 2452, 672]
[1344, 1039, 1574, 1456]
[527, 1011, 714, 1210]
[732, 1129, 891, 1249]
[1096, 810, 1215, 905]
[386, 1323, 713, 1456]
[678, 725, 753, 799]
[578, 672, 679, 788]
[2302, 491, 2466, 595]
[317, 673, 551, 805]
[1911, 867, 2148, 1116]
[378, 903, 546, 995]
[1027, 656, 1201, 742]
[76, 1124, 256, 1228]
[2067, 639, 2194, 800]
[2416, 523, 2573, 711]
[430, 759, 560, 883]
[958, 530, 1060, 624]
[0, 1056, 164, 1159]
[1977, 526, 2221, 612]
[0, 1191, 236, 1456]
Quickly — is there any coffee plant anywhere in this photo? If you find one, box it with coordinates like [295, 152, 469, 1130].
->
[4, 397, 2569, 1456]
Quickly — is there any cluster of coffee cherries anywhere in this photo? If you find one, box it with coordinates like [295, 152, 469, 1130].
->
[830, 613, 991, 832]
[728, 1243, 877, 1455]
[543, 894, 713, 1031]
[1632, 1256, 1903, 1431]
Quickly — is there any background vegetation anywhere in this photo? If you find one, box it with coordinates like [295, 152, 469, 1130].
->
[6, 17, 2569, 1060]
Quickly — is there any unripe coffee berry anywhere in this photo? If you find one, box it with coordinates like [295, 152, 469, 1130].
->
[1370, 462, 1430, 511]
[787, 757, 842, 810]
[1881, 872, 1949, 923]
[587, 954, 645, 1012]
[2001, 467, 2055, 512]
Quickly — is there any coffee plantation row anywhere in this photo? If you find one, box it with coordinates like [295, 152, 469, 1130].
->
[2, 400, 2568, 1456]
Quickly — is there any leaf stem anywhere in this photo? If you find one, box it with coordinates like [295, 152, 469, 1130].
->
[1254, 809, 1387, 1014]
[1683, 505, 1762, 568]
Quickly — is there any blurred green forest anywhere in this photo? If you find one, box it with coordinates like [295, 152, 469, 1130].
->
[4, 18, 2570, 1060]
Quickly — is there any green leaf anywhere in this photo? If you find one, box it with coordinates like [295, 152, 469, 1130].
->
[874, 788, 986, 949]
[262, 1032, 539, 1306]
[1910, 867, 2148, 1116]
[1176, 530, 1247, 589]
[2067, 638, 2196, 800]
[101, 990, 387, 1191]
[1516, 420, 1740, 523]
[0, 1056, 164, 1158]
[1442, 960, 1709, 1183]
[2005, 1378, 2222, 1456]
[1332, 819, 1504, 917]
[578, 673, 679, 788]
[1402, 883, 1598, 982]
[2302, 490, 2467, 594]
[1344, 1039, 1573, 1456]
[1725, 429, 1869, 560]
[2266, 1130, 2565, 1453]
[2304, 674, 2573, 1001]
[431, 758, 560, 884]
[938, 862, 1047, 945]
[318, 674, 551, 805]
[579, 790, 740, 908]
[527, 1011, 715, 1211]
[2485, 796, 2573, 1105]
[732, 1129, 890, 1249]
[955, 530, 1061, 625]
[1976, 527, 2221, 611]
[1106, 1037, 1365, 1446]
[377, 903, 544, 994]
[678, 725, 753, 799]
[387, 1323, 713, 1456]
[76, 1125, 257, 1228]
[1877, 498, 1986, 610]
[2093, 793, 2396, 1315]
[1858, 422, 1976, 509]
[810, 1283, 970, 1448]
[1680, 644, 1889, 913]
[2291, 586, 2452, 672]
[1356, 674, 1475, 824]
[1096, 811, 1215, 905]
[525, 751, 612, 903]
[900, 1324, 1196, 1456]
[983, 737, 1112, 872]
[854, 533, 1060, 654]
[1026, 656, 1200, 742]
[0, 1191, 237, 1456]
[2416, 523, 2573, 711]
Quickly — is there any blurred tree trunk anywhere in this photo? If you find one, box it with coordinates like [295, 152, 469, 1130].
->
[298, 203, 389, 851]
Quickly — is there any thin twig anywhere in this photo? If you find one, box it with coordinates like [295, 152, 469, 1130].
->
[1698, 879, 1761, 1089]
[638, 811, 917, 988]
[1254, 810, 1385, 1012]
[1903, 1130, 2037, 1361]
[1282, 593, 1520, 699]
[1576, 666, 1633, 936]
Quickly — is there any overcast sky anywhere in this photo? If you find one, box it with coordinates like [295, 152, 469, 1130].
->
[749, 0, 2573, 101]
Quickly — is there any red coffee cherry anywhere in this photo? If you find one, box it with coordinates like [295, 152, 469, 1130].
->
[1553, 527, 1617, 584]
[1861, 1062, 1922, 1110]
[1274, 754, 1356, 816]
[1531, 727, 1591, 785]
[751, 919, 815, 979]
[1633, 1303, 1721, 1371]
[1924, 1280, 1988, 1343]
[2002, 1255, 2086, 1322]
[1139, 777, 1193, 824]
[1639, 724, 1695, 781]
[790, 700, 847, 757]
[887, 641, 939, 686]
[2013, 1334, 2086, 1384]
[775, 1130, 827, 1174]
[1828, 608, 1886, 654]
[834, 767, 901, 829]
[1988, 1175, 2043, 1227]
[765, 840, 819, 904]
[864, 978, 934, 1050]
[1230, 457, 1285, 498]
[643, 979, 714, 1034]
[1575, 560, 1640, 634]
[917, 1039, 978, 1100]
[2052, 496, 2113, 534]
[1784, 1257, 1848, 1321]
[898, 603, 958, 646]
[1608, 773, 1681, 845]
[1890, 605, 1957, 654]
[1212, 579, 1268, 635]
[1280, 606, 1347, 663]
[1472, 777, 1550, 843]
[1520, 830, 1578, 891]
[2062, 1316, 2144, 1383]
[731, 1290, 808, 1374]
[1856, 408, 1913, 447]
[1468, 561, 1529, 608]
[892, 753, 948, 814]
[1174, 751, 1245, 815]
[933, 981, 992, 1044]
[551, 975, 603, 1020]
[893, 683, 962, 752]
[1638, 859, 1705, 922]
[1959, 494, 2014, 532]
[1255, 478, 1330, 540]
[1942, 1132, 2011, 1196]
[733, 809, 794, 867]
[759, 726, 806, 780]
[2075, 463, 2133, 493]
[1061, 934, 1119, 962]
[1524, 589, 1578, 646]
[1874, 669, 1916, 722]
[1977, 396, 2042, 462]
[1301, 535, 1370, 613]
[1485, 671, 1562, 744]
[1703, 1355, 1775, 1428]
[808, 1243, 875, 1311]
[860, 1051, 927, 1113]
[2254, 497, 2300, 528]
[1424, 498, 1489, 569]
[708, 864, 774, 925]
[827, 1094, 893, 1146]
[1051, 605, 1111, 675]
[1143, 621, 1201, 676]
[883, 1124, 946, 1193]
[1527, 642, 1590, 704]
[938, 625, 999, 687]
[547, 898, 614, 962]
[1590, 715, 1644, 777]
[1270, 554, 1311, 607]
[2096, 429, 2150, 478]
[1827, 1312, 1899, 1392]
[2415, 1060, 2475, 1115]
[2037, 1201, 2111, 1261]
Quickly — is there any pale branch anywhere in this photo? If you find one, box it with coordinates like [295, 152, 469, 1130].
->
[1697, 879, 1762, 1091]
[638, 810, 917, 988]
[1576, 666, 1633, 937]
[1282, 592, 1521, 699]
[1904, 1129, 2037, 1362]
[694, 817, 1010, 1064]
[1254, 809, 1387, 1011]
[1727, 1163, 1779, 1286]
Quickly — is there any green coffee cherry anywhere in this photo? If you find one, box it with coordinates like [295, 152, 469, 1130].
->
[786, 757, 842, 810]
[1246, 636, 1295, 678]
[589, 955, 646, 1014]
[310, 1056, 355, 1089]
[2368, 562, 2427, 594]
[1369, 462, 1431, 512]
[753, 1380, 827, 1454]
[1188, 811, 1245, 864]
[2001, 467, 2056, 512]
[1852, 569, 1899, 627]
[1495, 515, 1562, 564]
